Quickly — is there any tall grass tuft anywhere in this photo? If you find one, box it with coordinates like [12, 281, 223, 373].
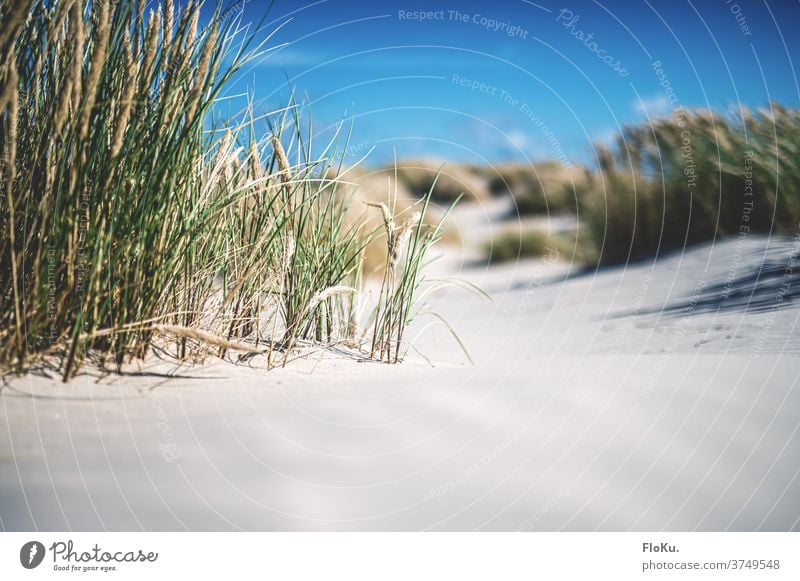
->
[0, 1, 447, 379]
[487, 161, 589, 216]
[0, 0, 263, 377]
[368, 169, 458, 363]
[572, 105, 800, 265]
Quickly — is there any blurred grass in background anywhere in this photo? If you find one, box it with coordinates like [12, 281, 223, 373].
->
[481, 105, 800, 265]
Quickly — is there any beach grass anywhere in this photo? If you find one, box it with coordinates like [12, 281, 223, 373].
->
[486, 161, 589, 216]
[391, 160, 490, 203]
[478, 105, 799, 267]
[572, 105, 800, 265]
[0, 0, 445, 378]
[482, 224, 557, 264]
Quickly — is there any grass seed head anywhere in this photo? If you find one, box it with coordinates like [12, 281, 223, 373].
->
[111, 34, 139, 158]
[307, 286, 357, 312]
[282, 234, 295, 272]
[186, 25, 216, 126]
[78, 0, 110, 141]
[249, 141, 263, 180]
[271, 134, 292, 185]
[163, 0, 174, 44]
[69, 0, 84, 111]
[389, 212, 418, 272]
[141, 8, 160, 85]
[366, 201, 395, 236]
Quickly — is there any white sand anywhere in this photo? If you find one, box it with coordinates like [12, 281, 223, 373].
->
[2, 200, 799, 531]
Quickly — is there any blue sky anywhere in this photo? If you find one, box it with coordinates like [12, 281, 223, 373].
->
[212, 0, 800, 166]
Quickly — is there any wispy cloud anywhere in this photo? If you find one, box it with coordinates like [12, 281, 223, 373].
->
[633, 94, 672, 118]
[254, 44, 503, 71]
[506, 130, 530, 150]
[592, 127, 620, 149]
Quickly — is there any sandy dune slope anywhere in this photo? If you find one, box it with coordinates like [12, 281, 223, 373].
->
[2, 201, 799, 531]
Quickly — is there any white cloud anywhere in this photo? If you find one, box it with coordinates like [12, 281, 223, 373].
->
[592, 127, 619, 148]
[633, 95, 672, 118]
[506, 130, 530, 150]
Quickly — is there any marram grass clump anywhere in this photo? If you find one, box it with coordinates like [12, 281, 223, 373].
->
[573, 105, 800, 266]
[482, 224, 558, 264]
[0, 0, 451, 379]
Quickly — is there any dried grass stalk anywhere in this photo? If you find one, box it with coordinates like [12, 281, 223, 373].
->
[185, 25, 216, 126]
[140, 8, 160, 88]
[153, 325, 263, 352]
[390, 211, 419, 272]
[366, 201, 395, 237]
[111, 34, 138, 157]
[78, 0, 110, 140]
[271, 135, 292, 185]
[0, 0, 33, 53]
[185, 4, 199, 53]
[163, 0, 174, 46]
[307, 286, 357, 312]
[249, 141, 262, 180]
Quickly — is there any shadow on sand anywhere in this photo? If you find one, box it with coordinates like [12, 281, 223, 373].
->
[636, 259, 799, 317]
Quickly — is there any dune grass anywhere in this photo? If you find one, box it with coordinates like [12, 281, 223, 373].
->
[367, 177, 458, 363]
[486, 161, 589, 216]
[478, 105, 800, 267]
[0, 0, 447, 378]
[573, 105, 800, 266]
[482, 224, 558, 264]
[390, 160, 490, 203]
[322, 164, 459, 277]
